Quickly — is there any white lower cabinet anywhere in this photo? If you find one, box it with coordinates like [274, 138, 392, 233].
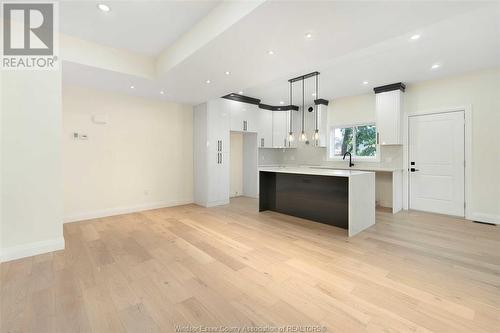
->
[194, 99, 230, 207]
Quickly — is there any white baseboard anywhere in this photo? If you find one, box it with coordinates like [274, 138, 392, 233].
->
[1, 237, 65, 263]
[468, 212, 500, 225]
[63, 199, 193, 223]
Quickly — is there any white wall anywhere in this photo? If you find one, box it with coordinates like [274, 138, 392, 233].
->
[230, 132, 243, 197]
[62, 85, 193, 222]
[1, 70, 64, 262]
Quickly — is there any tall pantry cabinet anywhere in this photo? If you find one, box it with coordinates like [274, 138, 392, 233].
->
[194, 99, 230, 207]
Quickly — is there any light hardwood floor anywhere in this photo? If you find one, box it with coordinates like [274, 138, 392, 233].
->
[1, 197, 499, 333]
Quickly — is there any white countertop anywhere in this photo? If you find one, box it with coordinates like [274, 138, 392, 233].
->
[259, 166, 373, 178]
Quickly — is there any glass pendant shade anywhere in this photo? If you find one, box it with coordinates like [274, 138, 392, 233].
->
[288, 132, 294, 142]
[300, 131, 307, 141]
[314, 129, 320, 140]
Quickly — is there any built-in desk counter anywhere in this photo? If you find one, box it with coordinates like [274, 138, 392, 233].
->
[259, 167, 375, 237]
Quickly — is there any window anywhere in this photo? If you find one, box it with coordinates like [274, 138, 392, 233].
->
[330, 123, 377, 159]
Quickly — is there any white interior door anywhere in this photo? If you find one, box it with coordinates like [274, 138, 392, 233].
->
[409, 111, 465, 216]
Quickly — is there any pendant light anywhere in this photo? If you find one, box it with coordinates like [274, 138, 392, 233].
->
[288, 81, 294, 142]
[299, 78, 307, 141]
[313, 73, 320, 141]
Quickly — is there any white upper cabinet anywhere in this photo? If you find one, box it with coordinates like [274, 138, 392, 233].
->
[315, 104, 328, 147]
[258, 108, 273, 148]
[272, 111, 289, 148]
[375, 89, 403, 145]
[207, 99, 230, 152]
[228, 99, 258, 132]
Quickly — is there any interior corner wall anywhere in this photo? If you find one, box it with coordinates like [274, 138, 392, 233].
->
[1, 70, 64, 263]
[62, 85, 194, 222]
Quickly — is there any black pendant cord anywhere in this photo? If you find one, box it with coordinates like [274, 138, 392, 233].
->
[302, 78, 305, 133]
[289, 81, 293, 134]
[315, 74, 319, 131]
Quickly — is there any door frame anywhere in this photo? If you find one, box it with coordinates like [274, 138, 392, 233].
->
[402, 105, 472, 219]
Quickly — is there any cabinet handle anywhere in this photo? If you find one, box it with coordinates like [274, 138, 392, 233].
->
[219, 153, 223, 165]
[220, 140, 222, 152]
[376, 132, 379, 144]
[284, 138, 286, 147]
[243, 120, 247, 131]
[261, 138, 264, 147]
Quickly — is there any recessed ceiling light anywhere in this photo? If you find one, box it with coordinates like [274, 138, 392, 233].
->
[279, 101, 285, 105]
[160, 91, 165, 95]
[410, 34, 421, 40]
[97, 4, 110, 12]
[205, 79, 211, 84]
[267, 50, 274, 55]
[130, 85, 135, 89]
[239, 91, 244, 95]
[431, 63, 441, 70]
[305, 32, 312, 39]
[363, 81, 369, 85]
[225, 71, 231, 75]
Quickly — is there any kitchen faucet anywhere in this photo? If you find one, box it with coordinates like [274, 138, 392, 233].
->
[343, 151, 354, 167]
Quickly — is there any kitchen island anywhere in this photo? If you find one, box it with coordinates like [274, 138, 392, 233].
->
[259, 167, 375, 236]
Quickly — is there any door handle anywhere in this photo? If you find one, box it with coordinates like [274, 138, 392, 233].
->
[410, 168, 419, 172]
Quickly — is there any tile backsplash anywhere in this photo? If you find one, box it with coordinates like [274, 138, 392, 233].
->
[259, 144, 403, 169]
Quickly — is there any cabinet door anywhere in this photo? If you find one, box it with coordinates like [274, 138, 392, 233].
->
[207, 151, 229, 205]
[375, 91, 402, 145]
[218, 152, 230, 202]
[243, 104, 259, 133]
[272, 111, 289, 148]
[316, 104, 328, 147]
[207, 151, 220, 204]
[208, 99, 230, 152]
[258, 109, 273, 148]
[224, 99, 242, 131]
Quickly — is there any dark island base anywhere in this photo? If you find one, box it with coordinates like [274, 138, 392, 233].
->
[259, 171, 349, 229]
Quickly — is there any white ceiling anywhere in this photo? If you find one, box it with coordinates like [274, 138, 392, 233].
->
[60, 1, 219, 55]
[62, 1, 500, 105]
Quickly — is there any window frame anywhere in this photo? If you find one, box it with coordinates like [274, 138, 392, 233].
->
[327, 122, 380, 162]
